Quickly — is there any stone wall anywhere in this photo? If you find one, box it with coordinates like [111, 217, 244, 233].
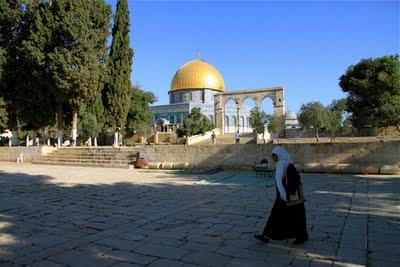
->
[187, 129, 221, 145]
[0, 147, 42, 162]
[139, 140, 400, 174]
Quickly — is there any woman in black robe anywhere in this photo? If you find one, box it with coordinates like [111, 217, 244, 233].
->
[254, 146, 308, 245]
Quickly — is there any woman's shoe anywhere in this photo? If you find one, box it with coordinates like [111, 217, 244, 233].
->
[254, 234, 269, 243]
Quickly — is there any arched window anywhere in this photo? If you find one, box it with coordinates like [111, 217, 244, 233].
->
[209, 115, 214, 124]
[231, 116, 237, 133]
[224, 116, 230, 133]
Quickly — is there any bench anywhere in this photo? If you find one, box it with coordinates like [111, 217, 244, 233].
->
[253, 159, 273, 177]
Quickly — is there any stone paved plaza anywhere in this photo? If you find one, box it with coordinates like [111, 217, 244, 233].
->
[0, 163, 399, 267]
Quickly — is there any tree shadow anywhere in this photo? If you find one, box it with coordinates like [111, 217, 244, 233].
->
[0, 168, 399, 266]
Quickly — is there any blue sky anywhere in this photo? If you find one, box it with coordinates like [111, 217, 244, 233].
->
[106, 0, 399, 113]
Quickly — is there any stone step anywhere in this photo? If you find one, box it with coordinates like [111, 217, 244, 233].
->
[32, 160, 132, 169]
[43, 154, 137, 159]
[52, 150, 139, 155]
[41, 155, 137, 161]
[38, 158, 135, 164]
[55, 147, 140, 151]
[49, 154, 138, 159]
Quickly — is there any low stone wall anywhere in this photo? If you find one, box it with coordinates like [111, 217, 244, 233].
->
[0, 147, 42, 162]
[187, 129, 221, 145]
[139, 140, 400, 174]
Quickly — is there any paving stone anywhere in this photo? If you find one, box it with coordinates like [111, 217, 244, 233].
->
[134, 243, 189, 260]
[27, 260, 65, 267]
[93, 237, 142, 251]
[117, 232, 146, 241]
[309, 259, 333, 267]
[76, 243, 113, 254]
[112, 263, 141, 267]
[367, 259, 400, 267]
[103, 250, 156, 265]
[225, 258, 268, 267]
[179, 242, 220, 252]
[181, 251, 231, 267]
[46, 250, 116, 267]
[217, 246, 268, 261]
[336, 247, 366, 265]
[332, 261, 364, 267]
[0, 164, 399, 267]
[148, 258, 185, 267]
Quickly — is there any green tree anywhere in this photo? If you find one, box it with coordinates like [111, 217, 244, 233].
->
[183, 108, 214, 136]
[248, 108, 267, 134]
[339, 55, 400, 128]
[1, 1, 111, 146]
[78, 95, 105, 144]
[12, 2, 56, 140]
[48, 0, 111, 146]
[325, 98, 350, 139]
[0, 97, 7, 132]
[341, 117, 355, 136]
[325, 109, 342, 140]
[298, 101, 329, 141]
[125, 85, 156, 138]
[266, 114, 283, 138]
[0, 0, 29, 144]
[104, 0, 133, 145]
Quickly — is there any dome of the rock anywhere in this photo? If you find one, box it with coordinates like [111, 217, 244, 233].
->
[170, 59, 225, 92]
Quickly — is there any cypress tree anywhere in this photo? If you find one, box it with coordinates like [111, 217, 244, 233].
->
[49, 0, 111, 146]
[105, 0, 133, 146]
[0, 97, 7, 132]
[0, 1, 32, 144]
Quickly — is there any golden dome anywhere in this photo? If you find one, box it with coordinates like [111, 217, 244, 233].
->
[170, 59, 225, 92]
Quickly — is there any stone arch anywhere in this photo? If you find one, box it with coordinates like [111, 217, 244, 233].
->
[258, 96, 275, 115]
[214, 87, 284, 134]
[223, 96, 240, 107]
[239, 96, 257, 109]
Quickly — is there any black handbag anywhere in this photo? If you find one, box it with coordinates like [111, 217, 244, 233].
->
[284, 164, 306, 206]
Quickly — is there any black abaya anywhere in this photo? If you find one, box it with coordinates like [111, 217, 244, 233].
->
[262, 188, 308, 241]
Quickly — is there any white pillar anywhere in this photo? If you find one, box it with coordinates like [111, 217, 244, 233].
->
[94, 137, 98, 147]
[26, 135, 30, 147]
[114, 131, 119, 147]
[57, 130, 63, 147]
[88, 137, 92, 147]
[72, 129, 77, 147]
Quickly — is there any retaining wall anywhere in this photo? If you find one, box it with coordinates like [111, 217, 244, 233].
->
[0, 147, 42, 162]
[139, 140, 400, 174]
[1, 140, 399, 174]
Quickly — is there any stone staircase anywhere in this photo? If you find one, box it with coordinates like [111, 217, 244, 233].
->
[33, 147, 140, 169]
[197, 133, 257, 145]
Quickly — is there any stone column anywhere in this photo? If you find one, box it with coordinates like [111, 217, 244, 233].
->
[214, 94, 224, 134]
[154, 132, 159, 145]
[273, 90, 285, 117]
[236, 102, 241, 133]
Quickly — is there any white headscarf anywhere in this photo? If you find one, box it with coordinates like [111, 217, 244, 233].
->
[272, 146, 292, 200]
[272, 146, 293, 163]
